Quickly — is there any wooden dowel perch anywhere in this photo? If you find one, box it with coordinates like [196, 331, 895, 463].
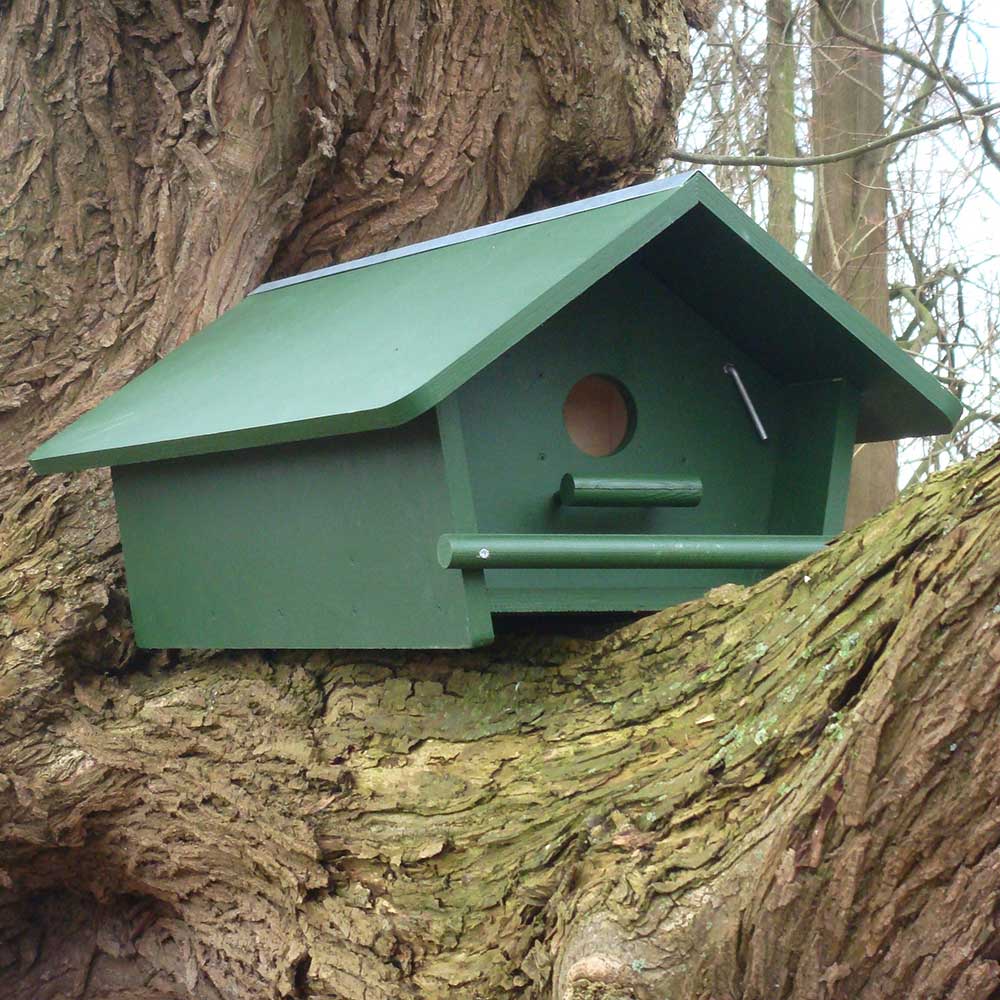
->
[438, 534, 828, 570]
[558, 474, 703, 507]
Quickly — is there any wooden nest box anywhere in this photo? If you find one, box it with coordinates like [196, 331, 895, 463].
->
[30, 173, 961, 649]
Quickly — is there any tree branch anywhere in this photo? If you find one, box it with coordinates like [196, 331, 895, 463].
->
[814, 0, 1000, 170]
[668, 101, 1000, 167]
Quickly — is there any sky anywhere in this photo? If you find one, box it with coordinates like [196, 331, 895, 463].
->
[677, 0, 999, 479]
[901, 3, 999, 269]
[887, 1, 999, 474]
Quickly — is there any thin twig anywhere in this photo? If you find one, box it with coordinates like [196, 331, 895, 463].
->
[668, 101, 1000, 167]
[814, 0, 1000, 169]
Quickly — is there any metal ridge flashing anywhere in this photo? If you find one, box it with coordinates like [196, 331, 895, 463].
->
[250, 171, 703, 296]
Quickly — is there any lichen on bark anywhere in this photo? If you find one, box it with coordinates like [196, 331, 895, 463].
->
[3, 448, 999, 997]
[3, 2, 1000, 999]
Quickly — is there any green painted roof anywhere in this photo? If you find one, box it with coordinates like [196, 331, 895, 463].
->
[30, 171, 960, 474]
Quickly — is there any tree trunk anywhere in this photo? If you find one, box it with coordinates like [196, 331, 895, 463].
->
[3, 446, 999, 999]
[0, 0, 706, 721]
[811, 0, 898, 527]
[766, 0, 797, 250]
[3, 4, 999, 999]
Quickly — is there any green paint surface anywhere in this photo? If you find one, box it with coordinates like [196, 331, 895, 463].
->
[455, 259, 784, 610]
[112, 413, 487, 649]
[769, 379, 859, 535]
[28, 174, 965, 647]
[439, 534, 827, 569]
[30, 173, 959, 475]
[559, 474, 703, 507]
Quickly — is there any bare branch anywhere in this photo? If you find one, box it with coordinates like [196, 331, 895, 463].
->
[814, 0, 1000, 169]
[668, 101, 1000, 167]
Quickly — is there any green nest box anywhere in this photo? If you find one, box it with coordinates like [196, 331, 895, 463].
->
[30, 172, 960, 649]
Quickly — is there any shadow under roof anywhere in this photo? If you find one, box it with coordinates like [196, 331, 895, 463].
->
[30, 171, 961, 475]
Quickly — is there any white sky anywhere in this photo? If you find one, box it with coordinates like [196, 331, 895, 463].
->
[895, 2, 999, 271]
[887, 1, 999, 474]
[676, 0, 998, 478]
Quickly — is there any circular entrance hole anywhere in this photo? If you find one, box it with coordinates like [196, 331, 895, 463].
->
[562, 375, 635, 457]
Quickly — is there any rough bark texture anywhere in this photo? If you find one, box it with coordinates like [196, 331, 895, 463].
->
[0, 0, 705, 720]
[811, 0, 899, 527]
[0, 0, 706, 994]
[3, 442, 1000, 999]
[2, 3, 999, 999]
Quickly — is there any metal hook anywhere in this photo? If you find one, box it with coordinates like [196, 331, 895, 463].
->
[723, 363, 768, 442]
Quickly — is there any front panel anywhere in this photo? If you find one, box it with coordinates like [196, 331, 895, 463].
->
[455, 258, 786, 612]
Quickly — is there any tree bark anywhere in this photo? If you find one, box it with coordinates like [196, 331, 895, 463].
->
[811, 0, 898, 527]
[2, 443, 999, 999]
[0, 0, 705, 712]
[0, 0, 703, 994]
[3, 4, 999, 999]
[766, 0, 797, 250]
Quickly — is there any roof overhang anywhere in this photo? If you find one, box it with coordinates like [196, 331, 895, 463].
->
[29, 172, 960, 474]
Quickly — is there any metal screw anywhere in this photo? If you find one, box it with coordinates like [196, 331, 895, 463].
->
[479, 547, 490, 559]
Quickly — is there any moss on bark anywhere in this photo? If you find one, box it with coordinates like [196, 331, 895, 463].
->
[2, 447, 998, 997]
[3, 3, 999, 998]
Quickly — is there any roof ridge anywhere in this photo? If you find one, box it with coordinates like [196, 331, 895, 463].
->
[250, 171, 704, 296]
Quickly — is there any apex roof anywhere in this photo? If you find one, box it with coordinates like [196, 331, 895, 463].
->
[30, 171, 960, 475]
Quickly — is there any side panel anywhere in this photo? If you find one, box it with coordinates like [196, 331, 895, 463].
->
[454, 257, 783, 611]
[435, 397, 494, 645]
[112, 413, 481, 649]
[768, 379, 859, 536]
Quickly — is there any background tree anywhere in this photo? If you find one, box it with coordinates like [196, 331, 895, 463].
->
[0, 2, 998, 999]
[811, 0, 898, 525]
[766, 0, 798, 249]
[674, 0, 999, 502]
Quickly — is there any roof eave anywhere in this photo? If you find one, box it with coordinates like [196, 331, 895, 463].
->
[681, 173, 962, 442]
[28, 170, 962, 474]
[30, 177, 707, 473]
